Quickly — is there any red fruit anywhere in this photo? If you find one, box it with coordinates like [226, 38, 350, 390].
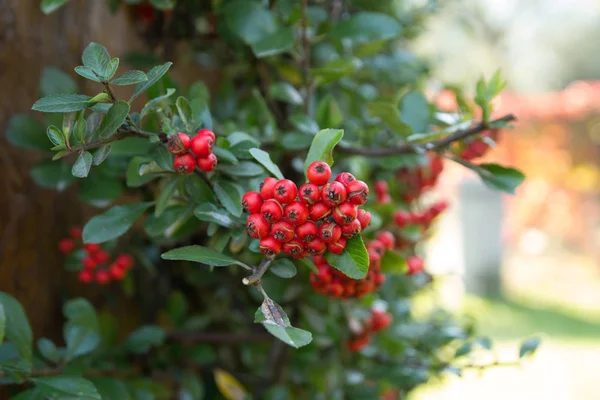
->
[260, 177, 278, 200]
[190, 134, 214, 158]
[393, 210, 413, 228]
[242, 192, 264, 214]
[109, 264, 126, 280]
[327, 238, 346, 254]
[306, 161, 332, 186]
[346, 180, 369, 205]
[319, 222, 342, 243]
[284, 201, 309, 225]
[283, 238, 304, 257]
[299, 183, 321, 205]
[58, 239, 75, 254]
[259, 236, 282, 257]
[374, 272, 386, 286]
[357, 210, 372, 230]
[95, 270, 111, 285]
[306, 237, 327, 255]
[295, 221, 318, 241]
[347, 332, 370, 352]
[116, 254, 134, 270]
[78, 269, 93, 284]
[309, 202, 332, 221]
[332, 202, 358, 226]
[93, 250, 111, 265]
[82, 257, 97, 270]
[246, 213, 270, 239]
[374, 180, 388, 195]
[167, 132, 191, 155]
[271, 221, 295, 243]
[273, 179, 298, 204]
[173, 153, 196, 174]
[335, 172, 356, 186]
[196, 128, 216, 142]
[316, 264, 332, 283]
[312, 255, 327, 266]
[84, 243, 101, 254]
[69, 227, 82, 239]
[321, 181, 347, 207]
[368, 249, 381, 263]
[377, 194, 392, 204]
[327, 282, 344, 297]
[261, 199, 284, 223]
[370, 310, 392, 332]
[376, 231, 395, 249]
[341, 219, 361, 238]
[407, 255, 424, 275]
[368, 240, 386, 257]
[197, 153, 218, 172]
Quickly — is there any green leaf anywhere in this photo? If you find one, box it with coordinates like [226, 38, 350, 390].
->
[0, 292, 32, 362]
[316, 94, 343, 128]
[37, 338, 60, 364]
[82, 202, 153, 243]
[30, 160, 75, 191]
[180, 373, 205, 400]
[124, 325, 166, 354]
[176, 96, 193, 131]
[218, 161, 264, 177]
[89, 378, 132, 400]
[289, 114, 319, 135]
[40, 67, 78, 96]
[33, 376, 101, 400]
[74, 66, 102, 82]
[280, 133, 312, 150]
[92, 145, 112, 166]
[41, 0, 70, 14]
[329, 12, 402, 45]
[303, 128, 344, 174]
[400, 91, 431, 133]
[269, 82, 303, 105]
[106, 58, 119, 80]
[161, 245, 248, 268]
[269, 259, 297, 279]
[312, 58, 360, 85]
[213, 180, 244, 217]
[62, 112, 76, 141]
[126, 157, 157, 187]
[5, 115, 50, 151]
[519, 336, 541, 358]
[32, 94, 92, 113]
[477, 164, 525, 194]
[249, 148, 284, 180]
[366, 102, 412, 136]
[46, 125, 65, 147]
[72, 151, 93, 178]
[130, 62, 173, 102]
[224, 0, 278, 45]
[255, 300, 312, 348]
[251, 27, 294, 57]
[63, 298, 100, 361]
[94, 100, 130, 139]
[295, 257, 318, 273]
[325, 235, 369, 279]
[212, 147, 238, 164]
[0, 303, 5, 344]
[111, 70, 148, 86]
[255, 297, 290, 327]
[82, 42, 111, 78]
[380, 250, 407, 274]
[10, 388, 43, 400]
[140, 88, 176, 120]
[155, 177, 180, 217]
[455, 342, 473, 358]
[185, 174, 216, 203]
[194, 203, 235, 228]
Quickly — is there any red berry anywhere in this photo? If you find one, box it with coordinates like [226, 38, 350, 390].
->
[328, 282, 344, 297]
[58, 239, 75, 254]
[259, 236, 282, 257]
[306, 237, 326, 255]
[261, 199, 284, 224]
[370, 310, 392, 332]
[321, 181, 347, 207]
[332, 202, 358, 226]
[377, 194, 392, 204]
[319, 222, 342, 243]
[82, 257, 97, 270]
[299, 184, 321, 205]
[374, 272, 386, 286]
[95, 270, 111, 285]
[357, 210, 372, 230]
[335, 172, 356, 186]
[84, 243, 101, 254]
[306, 161, 332, 186]
[347, 332, 370, 352]
[341, 219, 361, 238]
[69, 227, 82, 239]
[242, 192, 264, 214]
[346, 180, 369, 205]
[284, 201, 309, 225]
[327, 238, 346, 254]
[78, 269, 93, 283]
[407, 255, 424, 275]
[190, 134, 214, 158]
[376, 231, 395, 249]
[167, 132, 191, 155]
[260, 177, 278, 200]
[368, 240, 386, 257]
[271, 221, 295, 243]
[309, 202, 331, 221]
[246, 213, 270, 239]
[173, 153, 196, 174]
[368, 249, 381, 264]
[116, 254, 134, 270]
[295, 221, 318, 241]
[93, 250, 111, 265]
[393, 210, 413, 228]
[283, 238, 305, 258]
[109, 264, 126, 280]
[196, 128, 216, 142]
[374, 180, 388, 196]
[273, 179, 298, 204]
[312, 255, 327, 266]
[197, 154, 218, 172]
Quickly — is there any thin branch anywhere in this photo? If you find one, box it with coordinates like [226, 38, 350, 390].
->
[243, 257, 273, 286]
[301, 0, 312, 114]
[337, 114, 516, 157]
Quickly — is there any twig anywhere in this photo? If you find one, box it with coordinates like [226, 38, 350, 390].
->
[301, 0, 312, 114]
[242, 257, 273, 286]
[337, 114, 516, 156]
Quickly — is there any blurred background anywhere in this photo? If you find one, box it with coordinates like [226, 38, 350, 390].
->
[411, 0, 600, 398]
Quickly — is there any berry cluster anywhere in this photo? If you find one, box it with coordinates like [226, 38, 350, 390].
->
[347, 309, 393, 352]
[309, 231, 394, 298]
[169, 129, 218, 173]
[396, 153, 444, 203]
[393, 200, 448, 231]
[243, 161, 371, 259]
[459, 129, 499, 161]
[58, 228, 135, 285]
